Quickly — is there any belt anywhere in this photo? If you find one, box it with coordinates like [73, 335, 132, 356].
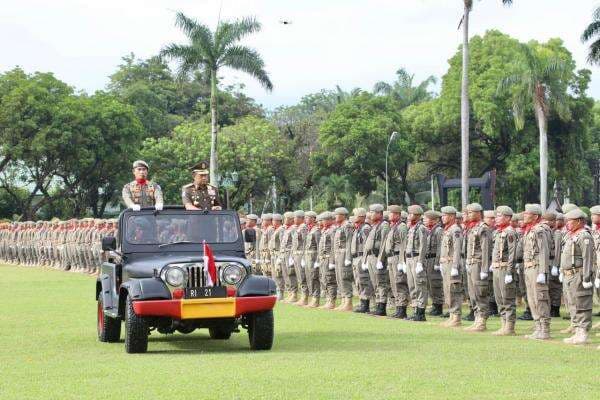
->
[563, 267, 582, 277]
[392, 251, 401, 256]
[466, 258, 481, 264]
[524, 261, 538, 268]
[425, 253, 436, 259]
[491, 261, 510, 269]
[353, 251, 364, 257]
[405, 252, 419, 258]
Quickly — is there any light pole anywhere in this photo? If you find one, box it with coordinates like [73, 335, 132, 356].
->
[385, 131, 398, 207]
[219, 171, 239, 209]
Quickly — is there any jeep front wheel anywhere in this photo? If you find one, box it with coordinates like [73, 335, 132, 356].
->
[97, 294, 121, 343]
[247, 310, 274, 350]
[124, 295, 148, 353]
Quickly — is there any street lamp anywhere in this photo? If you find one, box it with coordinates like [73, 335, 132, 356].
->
[385, 131, 398, 207]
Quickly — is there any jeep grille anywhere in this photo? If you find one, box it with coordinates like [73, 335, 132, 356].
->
[184, 264, 222, 287]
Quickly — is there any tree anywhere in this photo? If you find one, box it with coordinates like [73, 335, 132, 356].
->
[161, 12, 273, 185]
[581, 6, 600, 65]
[373, 68, 437, 108]
[499, 42, 572, 210]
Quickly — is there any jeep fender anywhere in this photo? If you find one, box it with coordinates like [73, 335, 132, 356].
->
[118, 278, 171, 317]
[237, 275, 277, 297]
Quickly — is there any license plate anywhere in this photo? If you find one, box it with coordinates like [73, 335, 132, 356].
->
[185, 286, 227, 299]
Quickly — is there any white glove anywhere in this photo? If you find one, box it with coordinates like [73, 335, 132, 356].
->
[504, 274, 513, 284]
[480, 271, 488, 280]
[131, 204, 141, 211]
[397, 263, 403, 272]
[551, 266, 559, 276]
[301, 259, 306, 267]
[313, 262, 320, 269]
[434, 265, 441, 271]
[415, 262, 424, 274]
[253, 259, 260, 264]
[595, 277, 600, 289]
[361, 262, 368, 271]
[559, 272, 563, 283]
[288, 257, 294, 266]
[155, 203, 163, 211]
[328, 263, 335, 270]
[450, 267, 459, 277]
[489, 265, 493, 272]
[276, 257, 282, 265]
[536, 273, 546, 284]
[582, 280, 593, 289]
[465, 265, 471, 273]
[376, 260, 384, 270]
[344, 259, 351, 267]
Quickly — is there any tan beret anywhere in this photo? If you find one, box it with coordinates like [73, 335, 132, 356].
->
[132, 160, 149, 169]
[283, 211, 294, 220]
[555, 212, 564, 220]
[305, 211, 317, 218]
[353, 207, 367, 217]
[369, 204, 384, 212]
[272, 213, 283, 221]
[495, 206, 513, 216]
[456, 212, 463, 219]
[334, 207, 349, 215]
[565, 209, 587, 220]
[483, 210, 495, 218]
[542, 212, 556, 221]
[261, 213, 273, 220]
[441, 206, 457, 215]
[247, 214, 258, 220]
[466, 203, 483, 212]
[524, 204, 542, 215]
[323, 211, 335, 220]
[407, 205, 424, 215]
[562, 203, 578, 214]
[589, 205, 600, 215]
[424, 210, 441, 219]
[387, 205, 402, 213]
[294, 210, 305, 218]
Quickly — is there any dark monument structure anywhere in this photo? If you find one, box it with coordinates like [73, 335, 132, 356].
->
[435, 170, 496, 210]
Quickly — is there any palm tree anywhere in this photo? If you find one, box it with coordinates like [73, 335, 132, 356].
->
[582, 6, 600, 64]
[161, 12, 273, 185]
[373, 67, 436, 108]
[498, 43, 571, 210]
[459, 0, 513, 208]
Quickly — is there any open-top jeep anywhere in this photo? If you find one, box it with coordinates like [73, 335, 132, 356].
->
[96, 207, 277, 353]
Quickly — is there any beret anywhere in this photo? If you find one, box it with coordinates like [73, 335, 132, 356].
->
[407, 205, 424, 215]
[246, 214, 258, 220]
[132, 160, 149, 169]
[334, 207, 349, 215]
[369, 204, 384, 212]
[441, 206, 457, 214]
[589, 205, 600, 215]
[305, 211, 317, 218]
[387, 205, 402, 213]
[565, 209, 587, 220]
[323, 211, 335, 220]
[542, 212, 556, 221]
[353, 207, 367, 217]
[283, 211, 294, 220]
[466, 203, 483, 212]
[562, 203, 578, 214]
[495, 206, 513, 216]
[272, 213, 283, 221]
[424, 210, 441, 219]
[524, 203, 542, 215]
[483, 210, 495, 218]
[261, 213, 273, 220]
[294, 210, 305, 218]
[239, 218, 246, 224]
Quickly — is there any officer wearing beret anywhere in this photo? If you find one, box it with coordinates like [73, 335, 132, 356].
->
[182, 161, 223, 211]
[122, 160, 164, 211]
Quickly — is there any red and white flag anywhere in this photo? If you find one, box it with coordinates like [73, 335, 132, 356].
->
[203, 241, 218, 287]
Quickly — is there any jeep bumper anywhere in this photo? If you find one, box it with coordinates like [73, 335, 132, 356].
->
[132, 296, 277, 319]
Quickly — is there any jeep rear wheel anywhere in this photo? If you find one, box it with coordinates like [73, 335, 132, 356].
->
[125, 295, 148, 353]
[247, 310, 274, 350]
[209, 326, 233, 340]
[97, 294, 121, 342]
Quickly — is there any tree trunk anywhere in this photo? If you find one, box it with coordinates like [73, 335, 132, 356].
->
[460, 3, 470, 209]
[209, 69, 219, 186]
[534, 100, 548, 211]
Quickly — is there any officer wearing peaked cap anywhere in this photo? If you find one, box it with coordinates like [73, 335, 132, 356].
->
[122, 160, 164, 211]
[182, 161, 223, 211]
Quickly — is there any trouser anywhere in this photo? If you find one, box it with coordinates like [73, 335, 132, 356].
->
[249, 252, 261, 275]
[425, 258, 444, 306]
[441, 262, 463, 315]
[466, 262, 490, 319]
[261, 251, 271, 278]
[492, 267, 517, 323]
[282, 251, 298, 295]
[488, 269, 495, 301]
[367, 255, 390, 304]
[516, 263, 528, 305]
[388, 256, 409, 307]
[304, 252, 319, 297]
[548, 272, 562, 307]
[563, 269, 593, 331]
[524, 267, 550, 326]
[407, 257, 428, 308]
[294, 252, 307, 296]
[334, 249, 353, 299]
[355, 256, 373, 300]
[462, 264, 474, 307]
[321, 255, 336, 300]
[272, 256, 284, 293]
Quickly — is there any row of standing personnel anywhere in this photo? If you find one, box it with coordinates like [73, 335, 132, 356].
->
[0, 219, 118, 274]
[242, 202, 600, 346]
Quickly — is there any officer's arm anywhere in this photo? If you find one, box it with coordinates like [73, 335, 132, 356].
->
[507, 231, 517, 273]
[398, 226, 408, 264]
[452, 230, 462, 271]
[480, 228, 491, 273]
[433, 229, 442, 266]
[417, 226, 427, 265]
[344, 225, 353, 262]
[537, 229, 549, 275]
[181, 189, 199, 210]
[581, 235, 593, 281]
[122, 185, 135, 208]
[553, 232, 562, 269]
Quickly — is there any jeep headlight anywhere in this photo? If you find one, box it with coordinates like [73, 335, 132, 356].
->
[221, 263, 246, 285]
[163, 266, 186, 287]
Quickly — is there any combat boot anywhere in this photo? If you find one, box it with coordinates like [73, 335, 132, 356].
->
[390, 306, 407, 319]
[492, 319, 507, 336]
[340, 297, 353, 312]
[306, 296, 320, 308]
[295, 293, 308, 306]
[428, 303, 443, 316]
[563, 328, 588, 345]
[319, 297, 335, 310]
[334, 297, 347, 311]
[446, 314, 462, 328]
[463, 307, 475, 321]
[371, 302, 387, 317]
[560, 325, 575, 334]
[287, 291, 298, 304]
[550, 305, 561, 318]
[412, 307, 426, 322]
[472, 316, 487, 332]
[503, 320, 516, 336]
[518, 307, 533, 321]
[353, 299, 370, 313]
[525, 321, 541, 339]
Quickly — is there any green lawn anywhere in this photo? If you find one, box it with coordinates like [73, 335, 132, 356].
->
[0, 265, 598, 400]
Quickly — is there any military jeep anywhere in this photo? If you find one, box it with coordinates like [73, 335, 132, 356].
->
[96, 207, 277, 353]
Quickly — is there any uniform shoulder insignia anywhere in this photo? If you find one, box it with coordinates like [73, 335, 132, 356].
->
[183, 183, 194, 188]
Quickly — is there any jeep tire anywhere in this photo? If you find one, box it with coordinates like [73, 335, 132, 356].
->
[247, 309, 274, 350]
[97, 294, 121, 342]
[125, 295, 148, 353]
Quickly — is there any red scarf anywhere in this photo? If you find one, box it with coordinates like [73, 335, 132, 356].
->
[522, 221, 538, 235]
[496, 222, 510, 232]
[354, 222, 362, 230]
[594, 223, 600, 231]
[568, 226, 583, 237]
[444, 222, 456, 232]
[136, 178, 147, 185]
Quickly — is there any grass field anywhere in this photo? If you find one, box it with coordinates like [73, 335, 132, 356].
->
[0, 265, 599, 400]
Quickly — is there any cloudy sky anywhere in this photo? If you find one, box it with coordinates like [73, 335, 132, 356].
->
[1, 0, 598, 109]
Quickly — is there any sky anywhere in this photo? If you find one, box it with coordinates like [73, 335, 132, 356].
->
[1, 0, 599, 109]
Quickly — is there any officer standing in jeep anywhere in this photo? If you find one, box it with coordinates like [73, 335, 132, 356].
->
[122, 160, 164, 211]
[182, 161, 223, 210]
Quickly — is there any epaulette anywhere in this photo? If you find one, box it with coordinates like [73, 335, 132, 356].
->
[183, 183, 194, 188]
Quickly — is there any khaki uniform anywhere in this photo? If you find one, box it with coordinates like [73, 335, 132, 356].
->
[269, 225, 285, 295]
[380, 220, 408, 308]
[122, 180, 163, 208]
[317, 225, 336, 301]
[292, 224, 308, 298]
[333, 220, 354, 299]
[303, 224, 321, 298]
[522, 223, 551, 332]
[364, 221, 390, 304]
[243, 226, 261, 275]
[260, 226, 274, 277]
[279, 224, 298, 297]
[181, 183, 221, 210]
[491, 226, 518, 323]
[351, 222, 371, 301]
[425, 224, 444, 307]
[465, 221, 492, 320]
[406, 221, 429, 309]
[440, 224, 464, 315]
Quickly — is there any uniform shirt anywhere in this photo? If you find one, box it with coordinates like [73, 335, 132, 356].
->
[522, 223, 549, 274]
[243, 227, 261, 259]
[279, 224, 296, 256]
[317, 225, 335, 264]
[406, 221, 428, 265]
[425, 224, 443, 265]
[590, 225, 600, 272]
[260, 226, 274, 261]
[181, 183, 222, 210]
[491, 225, 518, 272]
[350, 222, 371, 257]
[440, 223, 463, 272]
[560, 228, 594, 279]
[333, 220, 353, 260]
[380, 221, 407, 262]
[364, 220, 390, 258]
[269, 225, 285, 257]
[292, 224, 308, 255]
[304, 224, 320, 253]
[122, 180, 163, 208]
[466, 221, 491, 271]
[541, 222, 557, 267]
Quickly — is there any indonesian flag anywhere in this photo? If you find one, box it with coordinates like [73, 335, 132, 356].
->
[203, 241, 218, 287]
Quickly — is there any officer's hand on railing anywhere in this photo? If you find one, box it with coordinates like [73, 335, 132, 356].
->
[415, 262, 424, 274]
[582, 280, 593, 289]
[344, 259, 351, 267]
[479, 271, 488, 280]
[451, 267, 459, 277]
[131, 205, 141, 211]
[504, 274, 513, 284]
[551, 266, 559, 276]
[536, 273, 546, 284]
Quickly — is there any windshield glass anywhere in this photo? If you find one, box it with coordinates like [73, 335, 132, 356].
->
[125, 214, 239, 245]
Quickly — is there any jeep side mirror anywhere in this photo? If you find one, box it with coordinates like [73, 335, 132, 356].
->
[102, 236, 117, 251]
